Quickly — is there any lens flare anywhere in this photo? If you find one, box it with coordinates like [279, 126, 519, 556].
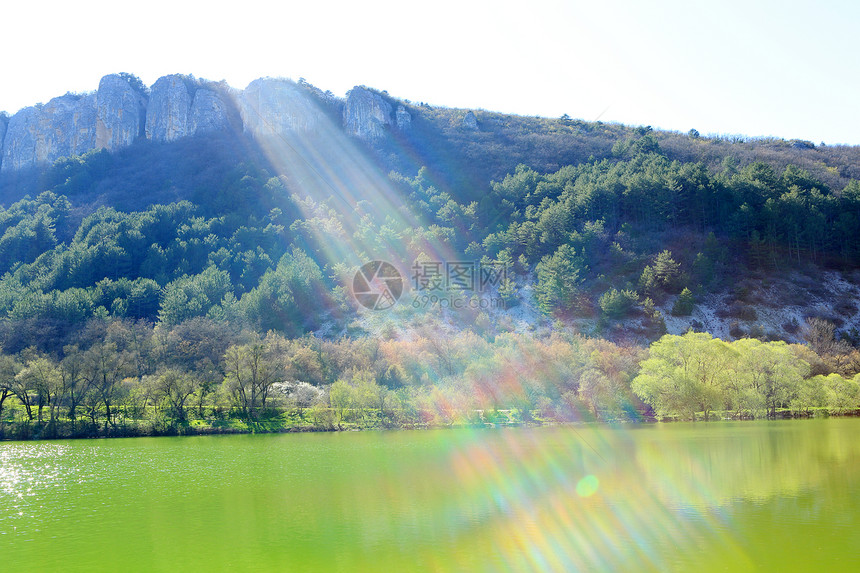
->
[576, 474, 599, 497]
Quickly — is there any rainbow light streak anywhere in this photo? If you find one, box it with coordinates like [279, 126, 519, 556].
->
[242, 91, 463, 284]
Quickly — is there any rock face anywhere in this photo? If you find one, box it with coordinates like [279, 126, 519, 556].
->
[1, 107, 39, 172]
[0, 74, 147, 172]
[395, 105, 412, 131]
[190, 87, 231, 134]
[239, 78, 322, 136]
[0, 74, 418, 174]
[145, 75, 193, 142]
[0, 114, 9, 171]
[0, 94, 97, 172]
[96, 74, 146, 151]
[146, 75, 232, 142]
[343, 87, 393, 141]
[462, 111, 478, 130]
[44, 94, 97, 158]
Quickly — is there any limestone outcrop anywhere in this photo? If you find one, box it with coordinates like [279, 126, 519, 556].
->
[462, 111, 478, 130]
[0, 114, 7, 170]
[343, 87, 393, 141]
[96, 74, 147, 151]
[145, 75, 193, 142]
[146, 75, 231, 142]
[396, 105, 412, 131]
[239, 78, 323, 136]
[0, 93, 97, 172]
[190, 87, 231, 134]
[0, 74, 422, 173]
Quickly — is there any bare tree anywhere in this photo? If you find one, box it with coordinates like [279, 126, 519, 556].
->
[224, 335, 284, 420]
[0, 355, 21, 423]
[83, 342, 133, 431]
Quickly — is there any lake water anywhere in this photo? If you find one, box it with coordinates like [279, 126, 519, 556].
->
[2, 419, 859, 571]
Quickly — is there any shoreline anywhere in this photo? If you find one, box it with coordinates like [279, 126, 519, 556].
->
[2, 409, 857, 442]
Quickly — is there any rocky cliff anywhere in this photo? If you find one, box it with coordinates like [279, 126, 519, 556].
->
[145, 75, 231, 142]
[343, 87, 393, 141]
[239, 78, 324, 136]
[145, 75, 193, 142]
[396, 105, 412, 131]
[462, 111, 478, 130]
[190, 86, 233, 134]
[0, 94, 97, 172]
[0, 114, 8, 169]
[1, 73, 411, 173]
[95, 74, 147, 152]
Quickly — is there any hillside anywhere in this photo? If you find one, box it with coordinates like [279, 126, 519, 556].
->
[1, 73, 860, 348]
[1, 73, 860, 437]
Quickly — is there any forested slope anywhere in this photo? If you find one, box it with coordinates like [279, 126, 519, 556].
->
[1, 85, 860, 437]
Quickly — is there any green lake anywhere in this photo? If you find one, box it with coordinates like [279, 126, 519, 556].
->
[2, 419, 860, 571]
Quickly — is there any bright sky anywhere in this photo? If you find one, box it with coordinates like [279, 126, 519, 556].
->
[2, 0, 858, 144]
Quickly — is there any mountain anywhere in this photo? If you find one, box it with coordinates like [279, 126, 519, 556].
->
[0, 72, 860, 355]
[3, 73, 860, 437]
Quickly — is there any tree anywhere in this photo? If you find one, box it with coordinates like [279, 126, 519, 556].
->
[223, 336, 283, 420]
[17, 352, 61, 424]
[0, 355, 21, 423]
[803, 318, 849, 358]
[281, 381, 323, 417]
[329, 378, 355, 428]
[671, 288, 694, 316]
[632, 332, 736, 421]
[83, 342, 133, 430]
[599, 288, 639, 320]
[577, 341, 642, 420]
[535, 244, 587, 314]
[638, 265, 658, 298]
[352, 371, 389, 423]
[498, 278, 519, 307]
[11, 361, 36, 421]
[791, 374, 826, 416]
[118, 72, 150, 97]
[152, 368, 198, 423]
[237, 249, 327, 335]
[732, 338, 807, 418]
[652, 250, 681, 293]
[158, 266, 233, 326]
[822, 373, 860, 414]
[59, 346, 87, 423]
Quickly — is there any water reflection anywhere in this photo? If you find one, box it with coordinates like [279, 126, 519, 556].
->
[1, 420, 859, 571]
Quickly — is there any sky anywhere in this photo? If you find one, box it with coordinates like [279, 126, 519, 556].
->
[2, 0, 858, 144]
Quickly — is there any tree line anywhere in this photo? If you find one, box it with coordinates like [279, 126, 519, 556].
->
[632, 332, 860, 420]
[1, 317, 857, 440]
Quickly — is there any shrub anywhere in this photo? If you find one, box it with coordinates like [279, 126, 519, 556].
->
[599, 288, 639, 319]
[671, 288, 694, 316]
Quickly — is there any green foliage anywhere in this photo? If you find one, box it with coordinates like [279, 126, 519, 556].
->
[671, 288, 695, 316]
[638, 266, 658, 298]
[159, 266, 233, 326]
[632, 333, 814, 420]
[535, 244, 587, 314]
[632, 332, 734, 420]
[117, 72, 150, 97]
[652, 250, 681, 292]
[236, 249, 328, 334]
[820, 373, 860, 414]
[599, 288, 639, 319]
[498, 278, 519, 308]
